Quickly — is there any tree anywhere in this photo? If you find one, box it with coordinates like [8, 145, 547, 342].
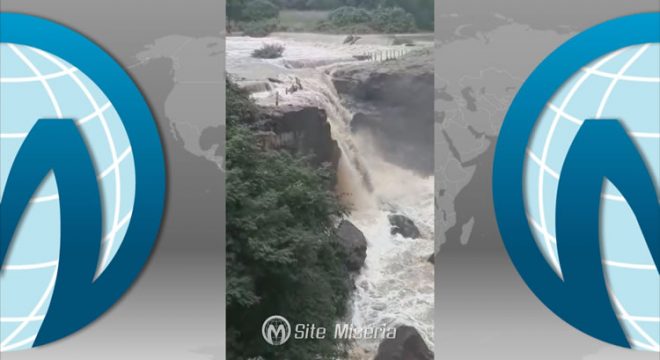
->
[228, 0, 248, 22]
[226, 79, 351, 360]
[388, 0, 434, 30]
[371, 7, 416, 33]
[242, 0, 280, 21]
[328, 6, 372, 27]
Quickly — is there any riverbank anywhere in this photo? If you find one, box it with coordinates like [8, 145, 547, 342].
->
[226, 33, 434, 358]
[229, 8, 434, 37]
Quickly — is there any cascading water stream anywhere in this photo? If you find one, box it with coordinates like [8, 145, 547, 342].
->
[227, 34, 434, 353]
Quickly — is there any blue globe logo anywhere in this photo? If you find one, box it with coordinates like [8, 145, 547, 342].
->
[524, 43, 659, 351]
[0, 43, 136, 351]
[495, 14, 658, 351]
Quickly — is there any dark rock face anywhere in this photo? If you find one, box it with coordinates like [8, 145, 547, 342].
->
[332, 52, 434, 175]
[427, 253, 434, 264]
[256, 105, 341, 178]
[336, 220, 368, 272]
[388, 214, 421, 239]
[375, 326, 433, 360]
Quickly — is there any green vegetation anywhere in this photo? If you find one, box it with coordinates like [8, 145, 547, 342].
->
[304, 0, 343, 10]
[226, 79, 351, 359]
[228, 0, 432, 36]
[327, 6, 372, 27]
[279, 10, 330, 31]
[251, 43, 286, 58]
[383, 0, 433, 30]
[243, 0, 280, 21]
[322, 5, 415, 33]
[371, 7, 415, 33]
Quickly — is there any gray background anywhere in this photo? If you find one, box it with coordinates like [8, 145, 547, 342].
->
[434, 1, 659, 359]
[1, 1, 226, 359]
[3, 1, 659, 359]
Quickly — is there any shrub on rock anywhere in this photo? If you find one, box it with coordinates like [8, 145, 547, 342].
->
[252, 43, 285, 58]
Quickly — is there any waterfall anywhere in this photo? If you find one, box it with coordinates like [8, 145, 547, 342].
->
[227, 34, 434, 353]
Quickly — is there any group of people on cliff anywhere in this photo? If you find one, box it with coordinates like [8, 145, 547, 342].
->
[275, 77, 303, 106]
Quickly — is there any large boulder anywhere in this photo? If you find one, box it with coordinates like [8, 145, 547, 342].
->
[336, 220, 367, 272]
[388, 214, 421, 239]
[375, 326, 433, 360]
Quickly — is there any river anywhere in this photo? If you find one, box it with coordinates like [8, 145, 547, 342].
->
[226, 32, 434, 354]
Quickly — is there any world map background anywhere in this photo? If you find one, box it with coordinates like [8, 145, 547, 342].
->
[0, 0, 658, 359]
[434, 2, 659, 359]
[1, 1, 225, 359]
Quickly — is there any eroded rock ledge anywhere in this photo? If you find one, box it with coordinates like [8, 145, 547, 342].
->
[332, 51, 434, 175]
[254, 104, 341, 184]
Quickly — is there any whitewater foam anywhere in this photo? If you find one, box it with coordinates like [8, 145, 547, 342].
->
[227, 34, 434, 352]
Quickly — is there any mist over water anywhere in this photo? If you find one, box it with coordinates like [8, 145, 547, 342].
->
[227, 34, 434, 353]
